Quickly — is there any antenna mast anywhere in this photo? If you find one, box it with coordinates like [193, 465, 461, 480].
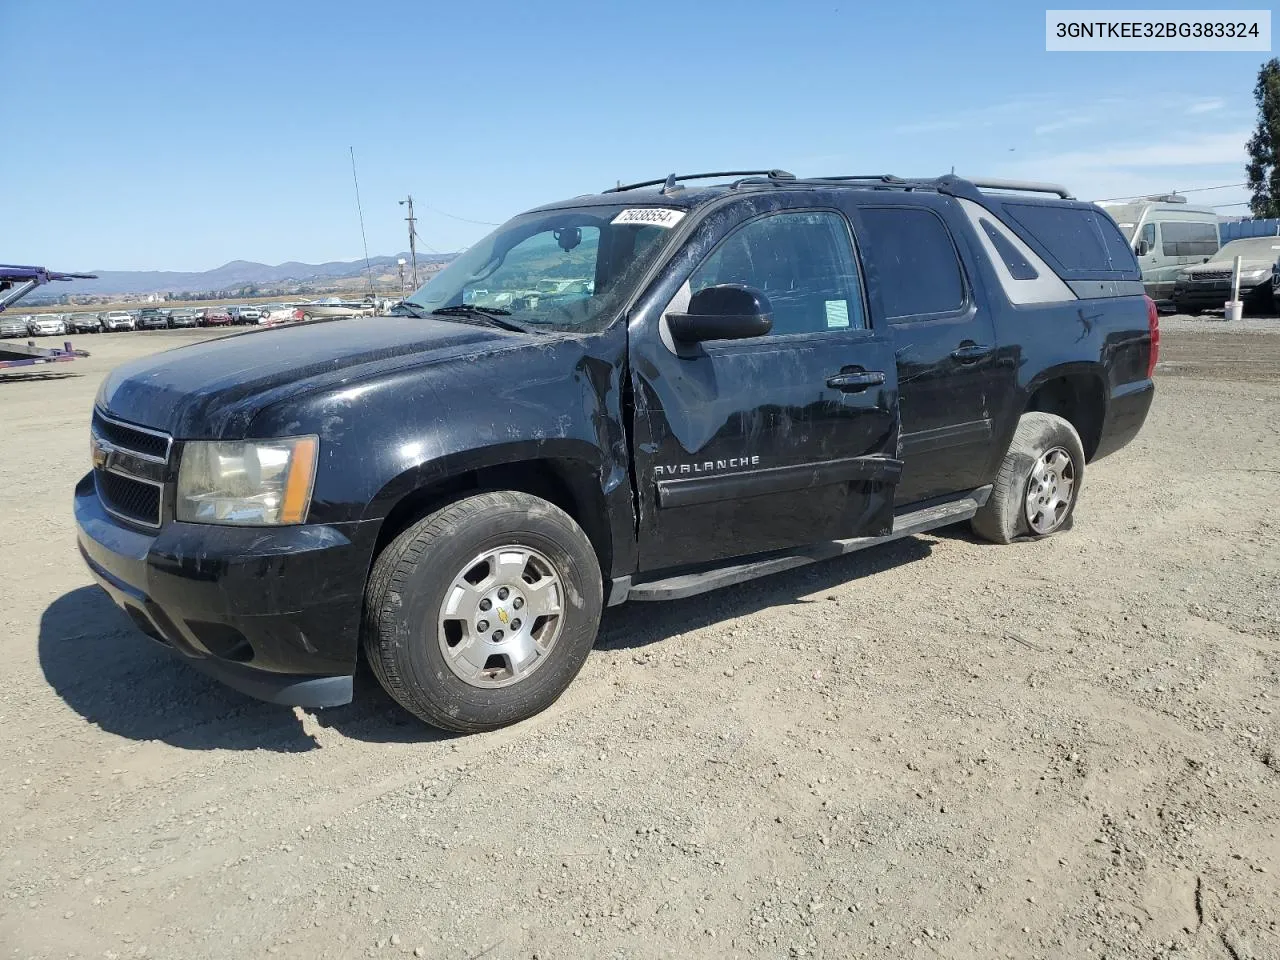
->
[350, 147, 376, 297]
[399, 195, 419, 288]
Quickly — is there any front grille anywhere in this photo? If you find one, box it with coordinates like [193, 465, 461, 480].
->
[1191, 270, 1232, 281]
[92, 410, 170, 461]
[97, 471, 162, 527]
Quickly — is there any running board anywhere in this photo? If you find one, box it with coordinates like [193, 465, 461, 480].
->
[622, 486, 991, 603]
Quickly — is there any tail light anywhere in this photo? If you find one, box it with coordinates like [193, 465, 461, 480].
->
[1144, 294, 1159, 378]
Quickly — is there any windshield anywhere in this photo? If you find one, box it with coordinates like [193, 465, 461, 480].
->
[404, 204, 680, 333]
[1217, 238, 1280, 260]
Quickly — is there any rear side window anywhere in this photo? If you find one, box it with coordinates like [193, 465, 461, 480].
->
[1160, 221, 1218, 257]
[857, 207, 966, 319]
[979, 218, 1038, 280]
[1003, 203, 1115, 271]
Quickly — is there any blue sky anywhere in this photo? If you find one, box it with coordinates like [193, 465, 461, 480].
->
[1, 0, 1270, 271]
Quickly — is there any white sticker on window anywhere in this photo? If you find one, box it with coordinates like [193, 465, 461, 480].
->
[611, 208, 686, 228]
[825, 300, 850, 329]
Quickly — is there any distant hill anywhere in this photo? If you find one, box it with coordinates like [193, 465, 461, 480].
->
[47, 252, 455, 298]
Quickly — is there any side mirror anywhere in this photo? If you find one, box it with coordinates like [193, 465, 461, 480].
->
[666, 284, 772, 343]
[1134, 240, 1150, 257]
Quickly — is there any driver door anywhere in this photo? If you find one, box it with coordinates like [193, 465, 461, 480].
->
[628, 203, 903, 572]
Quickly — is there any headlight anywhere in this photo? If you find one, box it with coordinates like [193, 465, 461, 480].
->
[1175, 271, 1190, 281]
[1241, 268, 1269, 281]
[176, 436, 318, 525]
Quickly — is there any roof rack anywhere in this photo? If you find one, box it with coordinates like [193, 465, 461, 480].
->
[605, 170, 796, 195]
[963, 177, 1075, 200]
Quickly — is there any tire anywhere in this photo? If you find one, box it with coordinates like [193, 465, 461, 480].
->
[362, 491, 603, 733]
[1180, 306, 1202, 316]
[302, 313, 314, 322]
[971, 412, 1085, 545]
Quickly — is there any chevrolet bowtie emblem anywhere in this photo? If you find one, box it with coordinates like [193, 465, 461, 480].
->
[497, 608, 509, 624]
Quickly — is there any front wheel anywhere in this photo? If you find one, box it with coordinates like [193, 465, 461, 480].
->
[363, 491, 603, 732]
[971, 412, 1084, 544]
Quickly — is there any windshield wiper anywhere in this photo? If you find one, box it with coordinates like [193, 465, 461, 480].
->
[394, 302, 431, 318]
[429, 304, 533, 333]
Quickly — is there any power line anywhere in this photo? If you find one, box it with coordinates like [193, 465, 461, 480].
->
[412, 227, 439, 255]
[422, 205, 500, 227]
[1091, 182, 1248, 203]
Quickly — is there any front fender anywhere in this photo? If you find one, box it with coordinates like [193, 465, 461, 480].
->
[362, 438, 608, 521]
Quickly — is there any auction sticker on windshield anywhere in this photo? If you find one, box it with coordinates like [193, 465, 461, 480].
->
[612, 208, 687, 228]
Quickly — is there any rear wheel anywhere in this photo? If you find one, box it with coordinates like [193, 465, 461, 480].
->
[363, 491, 603, 732]
[971, 412, 1084, 544]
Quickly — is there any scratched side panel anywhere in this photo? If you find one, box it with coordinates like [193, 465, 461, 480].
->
[624, 190, 903, 573]
[247, 327, 636, 576]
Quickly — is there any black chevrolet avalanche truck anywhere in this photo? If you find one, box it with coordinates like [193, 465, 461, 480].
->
[76, 171, 1157, 732]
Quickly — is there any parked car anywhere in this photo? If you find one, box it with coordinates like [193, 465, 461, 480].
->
[199, 307, 233, 327]
[258, 303, 300, 324]
[1102, 197, 1219, 306]
[297, 298, 375, 321]
[1172, 236, 1280, 314]
[168, 309, 200, 328]
[0, 315, 29, 338]
[138, 308, 172, 330]
[101, 311, 136, 332]
[67, 313, 104, 334]
[75, 170, 1157, 733]
[27, 314, 67, 336]
[227, 305, 263, 325]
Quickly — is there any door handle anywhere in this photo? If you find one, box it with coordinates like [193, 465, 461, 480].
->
[950, 343, 994, 364]
[826, 370, 886, 392]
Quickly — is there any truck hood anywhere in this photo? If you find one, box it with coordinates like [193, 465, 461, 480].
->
[1184, 255, 1278, 276]
[98, 316, 522, 439]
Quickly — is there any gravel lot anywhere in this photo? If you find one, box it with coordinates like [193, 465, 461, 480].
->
[1, 320, 1277, 960]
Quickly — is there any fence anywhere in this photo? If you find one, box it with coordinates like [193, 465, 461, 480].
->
[1220, 218, 1280, 242]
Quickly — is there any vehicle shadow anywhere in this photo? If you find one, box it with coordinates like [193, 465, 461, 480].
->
[0, 371, 82, 383]
[39, 534, 938, 751]
[38, 586, 446, 752]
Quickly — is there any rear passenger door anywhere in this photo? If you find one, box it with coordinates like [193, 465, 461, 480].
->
[628, 203, 903, 572]
[850, 202, 1006, 505]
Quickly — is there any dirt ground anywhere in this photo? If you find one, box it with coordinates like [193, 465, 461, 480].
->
[1, 320, 1277, 960]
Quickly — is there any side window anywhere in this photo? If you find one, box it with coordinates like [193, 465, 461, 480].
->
[690, 211, 865, 336]
[1160, 221, 1218, 257]
[979, 217, 1039, 280]
[857, 207, 966, 319]
[1139, 222, 1157, 254]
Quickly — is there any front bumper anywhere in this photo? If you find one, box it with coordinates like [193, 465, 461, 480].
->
[74, 473, 378, 708]
[1171, 279, 1269, 309]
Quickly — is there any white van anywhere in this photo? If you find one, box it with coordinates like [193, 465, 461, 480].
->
[1102, 197, 1219, 304]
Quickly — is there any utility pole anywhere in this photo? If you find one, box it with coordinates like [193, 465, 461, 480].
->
[399, 195, 419, 288]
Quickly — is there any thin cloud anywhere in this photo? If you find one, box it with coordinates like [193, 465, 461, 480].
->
[1034, 115, 1094, 136]
[892, 118, 968, 135]
[891, 98, 1047, 136]
[1032, 130, 1248, 169]
[1187, 98, 1225, 115]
